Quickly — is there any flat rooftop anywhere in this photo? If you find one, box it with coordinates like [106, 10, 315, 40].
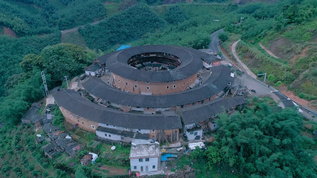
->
[129, 143, 160, 159]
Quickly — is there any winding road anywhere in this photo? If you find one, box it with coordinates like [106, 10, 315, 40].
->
[209, 30, 317, 121]
[231, 40, 257, 79]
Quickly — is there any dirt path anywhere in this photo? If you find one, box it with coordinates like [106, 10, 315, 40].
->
[100, 165, 127, 175]
[259, 43, 279, 59]
[46, 94, 55, 106]
[61, 18, 106, 35]
[231, 40, 257, 79]
[70, 76, 80, 90]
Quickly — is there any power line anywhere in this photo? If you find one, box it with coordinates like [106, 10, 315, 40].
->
[41, 71, 49, 96]
[64, 76, 69, 88]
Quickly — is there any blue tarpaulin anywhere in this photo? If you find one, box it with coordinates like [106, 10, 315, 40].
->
[116, 45, 131, 51]
[161, 154, 177, 161]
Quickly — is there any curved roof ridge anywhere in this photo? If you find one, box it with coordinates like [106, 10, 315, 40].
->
[82, 65, 233, 108]
[106, 45, 203, 82]
[53, 89, 182, 130]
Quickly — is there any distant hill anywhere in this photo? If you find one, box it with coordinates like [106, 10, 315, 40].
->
[233, 0, 279, 4]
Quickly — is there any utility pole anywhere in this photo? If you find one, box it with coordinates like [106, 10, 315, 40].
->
[64, 76, 69, 89]
[257, 73, 267, 82]
[41, 71, 49, 96]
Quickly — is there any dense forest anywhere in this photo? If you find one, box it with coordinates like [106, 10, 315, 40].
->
[0, 0, 317, 177]
[189, 98, 317, 177]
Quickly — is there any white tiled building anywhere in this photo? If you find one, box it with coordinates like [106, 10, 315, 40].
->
[129, 140, 161, 173]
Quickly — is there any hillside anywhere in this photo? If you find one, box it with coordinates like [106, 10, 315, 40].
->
[220, 0, 317, 109]
[0, 0, 317, 177]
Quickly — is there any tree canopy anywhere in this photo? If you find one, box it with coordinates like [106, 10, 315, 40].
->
[79, 5, 166, 51]
[207, 101, 317, 177]
[164, 6, 188, 25]
[0, 43, 95, 125]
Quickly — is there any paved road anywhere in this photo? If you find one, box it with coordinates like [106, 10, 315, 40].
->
[209, 29, 229, 61]
[209, 29, 223, 54]
[208, 30, 317, 119]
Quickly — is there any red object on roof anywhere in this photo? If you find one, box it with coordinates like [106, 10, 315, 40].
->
[54, 130, 65, 136]
[74, 146, 81, 150]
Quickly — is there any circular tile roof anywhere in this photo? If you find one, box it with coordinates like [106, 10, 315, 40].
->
[106, 45, 203, 82]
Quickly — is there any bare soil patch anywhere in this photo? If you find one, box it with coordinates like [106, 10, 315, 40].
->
[268, 38, 294, 60]
[302, 132, 313, 138]
[304, 124, 313, 130]
[100, 165, 127, 175]
[259, 43, 279, 59]
[232, 40, 257, 78]
[279, 85, 313, 109]
[291, 46, 310, 68]
[3, 27, 18, 38]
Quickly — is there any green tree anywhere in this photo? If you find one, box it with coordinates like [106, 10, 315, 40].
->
[52, 106, 65, 129]
[212, 101, 317, 177]
[75, 167, 88, 178]
[19, 54, 43, 72]
[79, 5, 166, 51]
[282, 71, 295, 83]
[267, 74, 276, 82]
[204, 146, 222, 171]
[218, 32, 229, 42]
[41, 43, 95, 83]
[164, 6, 188, 25]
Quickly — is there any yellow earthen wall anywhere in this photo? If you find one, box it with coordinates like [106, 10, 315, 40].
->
[112, 73, 198, 95]
[59, 107, 98, 133]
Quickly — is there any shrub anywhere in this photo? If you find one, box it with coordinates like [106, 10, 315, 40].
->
[253, 97, 259, 102]
[27, 165, 34, 171]
[219, 32, 229, 42]
[1, 164, 11, 173]
[32, 170, 40, 176]
[275, 81, 282, 86]
[267, 74, 276, 82]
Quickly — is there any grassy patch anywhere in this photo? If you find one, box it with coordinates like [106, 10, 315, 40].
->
[0, 125, 59, 177]
[237, 40, 291, 83]
[95, 144, 130, 167]
[61, 31, 87, 48]
[38, 103, 46, 114]
[104, 3, 120, 17]
[282, 20, 317, 43]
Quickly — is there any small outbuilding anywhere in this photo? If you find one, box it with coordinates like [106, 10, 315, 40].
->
[85, 63, 101, 77]
[42, 143, 60, 158]
[81, 154, 92, 166]
[21, 105, 42, 124]
[188, 142, 205, 150]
